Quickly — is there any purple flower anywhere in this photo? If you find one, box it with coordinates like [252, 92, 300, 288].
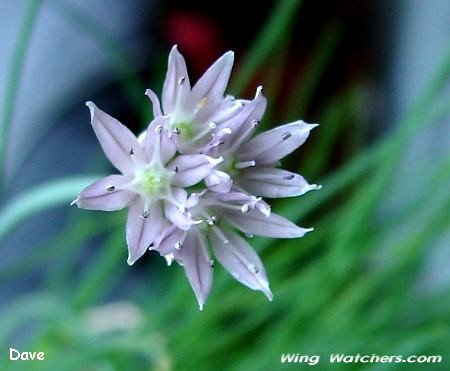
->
[145, 45, 246, 153]
[74, 46, 320, 310]
[73, 102, 221, 265]
[202, 87, 322, 198]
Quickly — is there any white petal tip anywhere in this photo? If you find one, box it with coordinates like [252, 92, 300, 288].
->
[127, 258, 135, 266]
[164, 254, 174, 266]
[255, 86, 263, 97]
[198, 303, 204, 311]
[313, 184, 323, 190]
[265, 291, 274, 302]
[144, 89, 151, 96]
[306, 123, 319, 130]
[85, 101, 95, 120]
[70, 198, 79, 206]
[224, 50, 234, 59]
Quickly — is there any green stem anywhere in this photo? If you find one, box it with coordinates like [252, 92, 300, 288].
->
[0, 0, 42, 186]
[230, 0, 303, 95]
[0, 175, 98, 241]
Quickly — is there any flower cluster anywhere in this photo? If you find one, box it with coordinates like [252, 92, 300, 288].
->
[74, 46, 320, 309]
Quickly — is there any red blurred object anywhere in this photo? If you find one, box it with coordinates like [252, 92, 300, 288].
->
[165, 10, 224, 78]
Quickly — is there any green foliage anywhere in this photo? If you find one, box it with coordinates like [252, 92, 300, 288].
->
[1, 1, 449, 370]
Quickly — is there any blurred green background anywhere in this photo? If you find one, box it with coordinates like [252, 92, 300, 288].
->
[1, 0, 449, 370]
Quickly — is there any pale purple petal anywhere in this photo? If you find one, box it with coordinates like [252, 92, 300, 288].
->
[204, 191, 267, 215]
[76, 175, 134, 211]
[223, 209, 313, 238]
[185, 191, 206, 208]
[238, 121, 318, 165]
[210, 230, 272, 300]
[86, 102, 144, 174]
[154, 224, 186, 255]
[164, 188, 193, 231]
[145, 88, 163, 118]
[170, 155, 223, 187]
[239, 168, 321, 198]
[162, 45, 191, 114]
[144, 117, 176, 164]
[126, 200, 163, 265]
[175, 231, 213, 310]
[205, 170, 232, 193]
[189, 51, 234, 106]
[194, 96, 247, 126]
[216, 87, 267, 152]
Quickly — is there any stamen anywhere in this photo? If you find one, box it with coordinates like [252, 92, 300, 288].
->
[212, 226, 229, 244]
[228, 120, 258, 153]
[210, 260, 215, 268]
[172, 166, 179, 174]
[148, 124, 164, 166]
[209, 201, 248, 213]
[105, 185, 115, 192]
[248, 264, 259, 274]
[129, 148, 134, 155]
[283, 174, 295, 180]
[235, 160, 256, 169]
[178, 76, 186, 85]
[189, 121, 218, 143]
[173, 127, 181, 135]
[142, 199, 152, 218]
[174, 242, 183, 250]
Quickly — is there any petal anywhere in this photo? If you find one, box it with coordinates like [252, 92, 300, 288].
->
[144, 117, 176, 165]
[145, 88, 163, 118]
[193, 95, 246, 127]
[189, 51, 234, 106]
[222, 209, 313, 238]
[176, 231, 213, 310]
[238, 121, 318, 165]
[164, 189, 193, 231]
[170, 155, 223, 187]
[205, 170, 232, 193]
[154, 225, 186, 255]
[185, 190, 206, 208]
[162, 45, 191, 114]
[210, 230, 272, 300]
[126, 200, 163, 265]
[217, 86, 267, 152]
[239, 167, 321, 198]
[76, 175, 134, 211]
[86, 102, 144, 174]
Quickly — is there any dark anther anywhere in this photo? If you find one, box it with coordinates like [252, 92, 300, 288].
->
[282, 132, 292, 140]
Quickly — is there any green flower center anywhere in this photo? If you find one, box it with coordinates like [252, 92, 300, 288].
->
[136, 167, 169, 196]
[173, 121, 194, 140]
[221, 156, 242, 178]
